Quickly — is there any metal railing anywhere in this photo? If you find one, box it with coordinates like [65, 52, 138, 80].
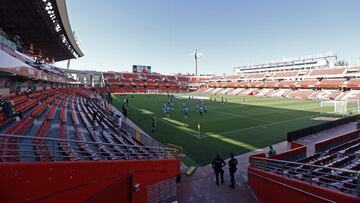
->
[287, 115, 360, 141]
[89, 96, 164, 149]
[122, 121, 164, 148]
[0, 134, 180, 162]
[250, 157, 360, 197]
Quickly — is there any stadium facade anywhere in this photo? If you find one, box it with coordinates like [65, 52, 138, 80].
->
[233, 53, 337, 73]
[61, 68, 103, 87]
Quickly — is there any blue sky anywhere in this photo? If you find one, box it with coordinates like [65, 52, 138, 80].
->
[56, 0, 360, 75]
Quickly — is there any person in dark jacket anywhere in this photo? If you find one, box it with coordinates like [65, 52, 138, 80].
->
[0, 97, 23, 119]
[228, 153, 238, 188]
[268, 145, 277, 157]
[212, 154, 226, 185]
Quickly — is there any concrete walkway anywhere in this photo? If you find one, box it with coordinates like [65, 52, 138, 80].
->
[177, 159, 258, 203]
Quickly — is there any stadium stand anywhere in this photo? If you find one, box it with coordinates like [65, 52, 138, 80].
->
[255, 89, 274, 97]
[308, 67, 347, 77]
[195, 66, 360, 104]
[122, 72, 143, 81]
[344, 78, 360, 88]
[249, 130, 360, 202]
[102, 71, 190, 93]
[194, 65, 360, 104]
[286, 89, 315, 99]
[308, 90, 342, 100]
[316, 79, 347, 88]
[272, 70, 299, 79]
[144, 73, 162, 81]
[263, 81, 278, 88]
[0, 2, 181, 202]
[295, 79, 319, 88]
[223, 74, 241, 81]
[277, 80, 297, 88]
[336, 91, 360, 101]
[248, 81, 264, 88]
[246, 73, 268, 80]
[225, 81, 237, 88]
[0, 88, 181, 201]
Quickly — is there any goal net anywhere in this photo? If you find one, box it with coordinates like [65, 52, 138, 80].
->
[320, 100, 360, 116]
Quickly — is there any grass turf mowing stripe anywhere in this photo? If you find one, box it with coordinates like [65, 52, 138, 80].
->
[112, 93, 334, 166]
[217, 114, 316, 135]
[212, 109, 270, 123]
[128, 104, 201, 138]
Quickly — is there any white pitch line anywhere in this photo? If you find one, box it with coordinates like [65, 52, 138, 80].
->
[212, 104, 320, 124]
[218, 114, 316, 135]
[216, 105, 322, 135]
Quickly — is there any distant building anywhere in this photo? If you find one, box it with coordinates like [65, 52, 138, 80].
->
[61, 68, 103, 87]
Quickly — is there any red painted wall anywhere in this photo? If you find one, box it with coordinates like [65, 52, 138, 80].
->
[249, 153, 266, 161]
[271, 141, 306, 161]
[0, 159, 180, 203]
[248, 167, 360, 203]
[290, 141, 303, 149]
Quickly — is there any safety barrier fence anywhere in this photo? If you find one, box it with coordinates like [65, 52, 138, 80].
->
[0, 134, 180, 162]
[122, 121, 164, 148]
[250, 157, 360, 197]
[287, 114, 360, 141]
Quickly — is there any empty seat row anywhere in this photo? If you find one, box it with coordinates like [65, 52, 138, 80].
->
[58, 123, 80, 161]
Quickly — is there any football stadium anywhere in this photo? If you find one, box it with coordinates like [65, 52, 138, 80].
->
[0, 1, 360, 203]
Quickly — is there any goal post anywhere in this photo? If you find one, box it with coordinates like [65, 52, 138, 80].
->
[334, 101, 347, 114]
[320, 100, 360, 116]
[346, 100, 360, 115]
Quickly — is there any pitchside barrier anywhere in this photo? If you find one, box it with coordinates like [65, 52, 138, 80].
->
[122, 121, 164, 148]
[287, 114, 360, 141]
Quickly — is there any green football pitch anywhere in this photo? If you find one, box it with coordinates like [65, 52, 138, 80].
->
[112, 93, 344, 166]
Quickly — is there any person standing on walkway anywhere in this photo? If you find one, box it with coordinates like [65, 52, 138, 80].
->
[228, 153, 238, 188]
[268, 145, 277, 157]
[212, 154, 226, 186]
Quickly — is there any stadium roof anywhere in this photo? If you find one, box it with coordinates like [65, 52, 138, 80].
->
[0, 0, 83, 61]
